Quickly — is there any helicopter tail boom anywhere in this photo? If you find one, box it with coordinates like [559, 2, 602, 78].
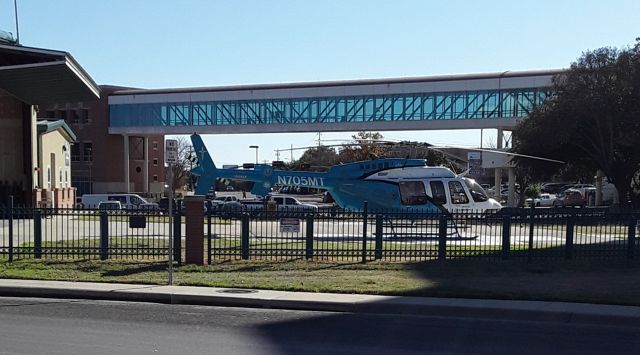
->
[190, 134, 219, 195]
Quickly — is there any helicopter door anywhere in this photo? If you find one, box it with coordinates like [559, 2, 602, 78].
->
[398, 181, 428, 207]
[447, 180, 471, 211]
[428, 181, 449, 210]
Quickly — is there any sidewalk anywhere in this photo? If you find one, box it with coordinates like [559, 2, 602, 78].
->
[0, 278, 639, 327]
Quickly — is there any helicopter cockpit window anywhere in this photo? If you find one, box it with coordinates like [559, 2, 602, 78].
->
[399, 181, 428, 205]
[448, 181, 470, 204]
[462, 178, 489, 202]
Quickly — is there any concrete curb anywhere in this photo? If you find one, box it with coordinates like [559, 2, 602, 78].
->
[1, 279, 639, 328]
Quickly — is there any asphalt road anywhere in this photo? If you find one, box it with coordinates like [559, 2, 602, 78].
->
[0, 297, 638, 355]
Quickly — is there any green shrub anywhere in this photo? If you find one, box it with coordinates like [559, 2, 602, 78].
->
[524, 184, 541, 198]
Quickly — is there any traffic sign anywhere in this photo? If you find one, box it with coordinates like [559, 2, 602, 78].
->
[166, 139, 178, 164]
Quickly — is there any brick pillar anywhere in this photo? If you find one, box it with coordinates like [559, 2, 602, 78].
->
[184, 195, 204, 265]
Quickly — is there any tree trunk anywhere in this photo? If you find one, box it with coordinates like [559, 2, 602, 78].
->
[614, 183, 629, 208]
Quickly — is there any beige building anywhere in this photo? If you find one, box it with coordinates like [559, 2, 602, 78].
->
[0, 44, 100, 206]
[34, 120, 77, 208]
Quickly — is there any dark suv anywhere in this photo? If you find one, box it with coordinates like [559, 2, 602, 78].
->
[158, 197, 183, 212]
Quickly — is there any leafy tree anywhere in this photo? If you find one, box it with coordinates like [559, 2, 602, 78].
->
[524, 184, 541, 199]
[513, 39, 640, 206]
[295, 145, 338, 171]
[291, 131, 462, 172]
[337, 131, 392, 162]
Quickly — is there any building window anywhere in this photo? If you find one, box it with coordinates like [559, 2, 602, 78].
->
[80, 109, 90, 124]
[83, 142, 93, 162]
[47, 167, 51, 189]
[72, 176, 92, 196]
[71, 144, 80, 162]
[153, 158, 158, 166]
[153, 175, 158, 182]
[153, 141, 158, 150]
[59, 110, 68, 122]
[70, 110, 80, 124]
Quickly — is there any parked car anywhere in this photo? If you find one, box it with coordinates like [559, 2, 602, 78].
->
[98, 201, 122, 211]
[540, 182, 571, 195]
[322, 191, 335, 203]
[564, 184, 595, 197]
[242, 195, 318, 213]
[555, 189, 586, 207]
[210, 195, 240, 206]
[80, 193, 156, 210]
[524, 193, 557, 207]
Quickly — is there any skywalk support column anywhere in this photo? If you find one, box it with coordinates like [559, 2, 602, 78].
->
[123, 134, 130, 193]
[507, 167, 516, 207]
[494, 128, 503, 199]
[143, 136, 149, 193]
[595, 170, 604, 206]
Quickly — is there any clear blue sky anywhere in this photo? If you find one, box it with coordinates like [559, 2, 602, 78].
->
[2, 0, 639, 165]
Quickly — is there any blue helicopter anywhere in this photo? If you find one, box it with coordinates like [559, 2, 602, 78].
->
[190, 134, 503, 213]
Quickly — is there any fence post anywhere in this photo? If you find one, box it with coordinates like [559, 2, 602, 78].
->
[362, 201, 368, 263]
[34, 209, 42, 259]
[375, 215, 383, 260]
[99, 211, 109, 260]
[8, 196, 14, 262]
[565, 212, 575, 259]
[305, 214, 314, 260]
[173, 210, 181, 265]
[438, 214, 448, 261]
[241, 213, 250, 260]
[207, 209, 212, 265]
[628, 217, 636, 259]
[527, 204, 535, 262]
[501, 215, 511, 259]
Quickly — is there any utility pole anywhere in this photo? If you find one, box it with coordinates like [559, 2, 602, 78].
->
[165, 139, 178, 286]
[14, 0, 19, 44]
[249, 145, 259, 164]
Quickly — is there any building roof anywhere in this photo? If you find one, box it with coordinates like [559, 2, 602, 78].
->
[0, 44, 100, 104]
[110, 69, 565, 96]
[37, 120, 77, 142]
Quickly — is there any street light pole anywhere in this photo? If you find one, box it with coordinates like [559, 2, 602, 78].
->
[87, 146, 93, 194]
[249, 145, 259, 164]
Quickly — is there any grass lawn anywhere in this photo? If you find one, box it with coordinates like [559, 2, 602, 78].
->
[1, 257, 639, 306]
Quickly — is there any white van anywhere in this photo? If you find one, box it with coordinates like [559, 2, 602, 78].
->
[80, 194, 156, 209]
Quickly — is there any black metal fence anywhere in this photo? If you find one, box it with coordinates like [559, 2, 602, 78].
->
[208, 207, 639, 262]
[0, 206, 638, 263]
[0, 208, 176, 261]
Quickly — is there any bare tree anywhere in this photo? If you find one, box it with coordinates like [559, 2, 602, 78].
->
[166, 136, 194, 193]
